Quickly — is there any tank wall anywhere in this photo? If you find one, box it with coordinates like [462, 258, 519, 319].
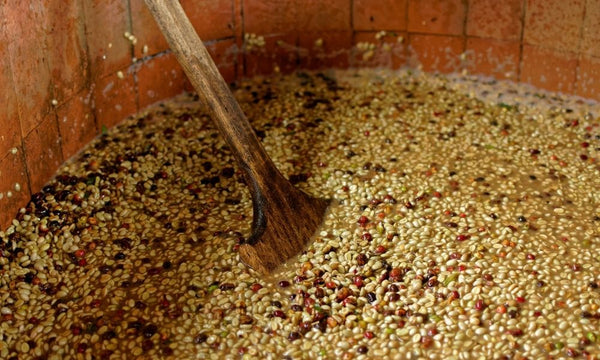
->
[1, 0, 600, 229]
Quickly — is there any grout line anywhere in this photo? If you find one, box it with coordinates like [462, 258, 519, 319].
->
[577, 1, 588, 54]
[462, 0, 468, 40]
[136, 36, 238, 65]
[398, 31, 465, 38]
[350, 0, 357, 68]
[462, 0, 469, 70]
[231, 0, 239, 81]
[517, 0, 527, 82]
[351, 30, 518, 43]
[350, 0, 354, 30]
[355, 29, 469, 39]
[46, 67, 64, 194]
[349, 0, 355, 67]
[18, 144, 32, 202]
[20, 124, 36, 200]
[18, 140, 32, 200]
[125, 0, 140, 112]
[574, 0, 589, 94]
[124, 0, 135, 61]
[240, 0, 247, 78]
[405, 0, 412, 67]
[405, 0, 410, 33]
[1, 23, 25, 150]
[50, 112, 65, 166]
[353, 28, 412, 34]
[2, 2, 46, 199]
[207, 36, 238, 44]
[53, 106, 65, 164]
[350, 0, 355, 38]
[78, 0, 99, 135]
[52, 0, 95, 165]
[294, 0, 300, 68]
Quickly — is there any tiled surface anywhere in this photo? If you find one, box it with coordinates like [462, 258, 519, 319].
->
[0, 25, 21, 158]
[466, 37, 521, 80]
[129, 0, 170, 59]
[136, 53, 187, 109]
[296, 0, 351, 32]
[244, 0, 296, 34]
[5, 0, 53, 138]
[521, 45, 578, 94]
[354, 0, 408, 31]
[45, 0, 89, 102]
[576, 55, 600, 99]
[467, 0, 523, 41]
[523, 0, 586, 52]
[93, 70, 138, 130]
[408, 34, 465, 73]
[0, 149, 30, 229]
[407, 0, 466, 35]
[4, 0, 600, 230]
[243, 0, 351, 75]
[144, 40, 238, 104]
[23, 114, 64, 194]
[183, 0, 236, 40]
[130, 0, 235, 59]
[243, 34, 299, 76]
[233, 0, 244, 40]
[582, 0, 600, 57]
[299, 31, 353, 70]
[57, 91, 98, 161]
[83, 0, 132, 78]
[354, 31, 408, 69]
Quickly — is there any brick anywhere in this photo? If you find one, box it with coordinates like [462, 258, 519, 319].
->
[83, 0, 132, 77]
[582, 0, 600, 57]
[5, 0, 53, 137]
[136, 53, 187, 109]
[244, 34, 298, 76]
[57, 91, 98, 161]
[129, 0, 169, 59]
[45, 0, 89, 102]
[467, 0, 523, 40]
[0, 149, 30, 230]
[93, 70, 138, 130]
[521, 45, 578, 94]
[408, 34, 465, 73]
[298, 31, 352, 70]
[296, 0, 351, 32]
[244, 0, 296, 34]
[523, 0, 585, 52]
[408, 0, 466, 35]
[0, 14, 21, 157]
[575, 55, 600, 100]
[353, 31, 408, 68]
[23, 114, 63, 194]
[354, 0, 408, 31]
[131, 0, 235, 59]
[183, 0, 235, 40]
[466, 37, 520, 80]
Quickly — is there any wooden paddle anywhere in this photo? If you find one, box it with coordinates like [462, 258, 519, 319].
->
[143, 0, 330, 274]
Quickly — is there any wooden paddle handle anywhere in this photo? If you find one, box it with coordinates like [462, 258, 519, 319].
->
[143, 0, 277, 179]
[143, 0, 330, 273]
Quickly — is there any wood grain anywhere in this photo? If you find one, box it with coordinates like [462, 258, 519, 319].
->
[143, 0, 330, 274]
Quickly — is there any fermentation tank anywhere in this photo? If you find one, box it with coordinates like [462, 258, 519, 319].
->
[1, 1, 599, 359]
